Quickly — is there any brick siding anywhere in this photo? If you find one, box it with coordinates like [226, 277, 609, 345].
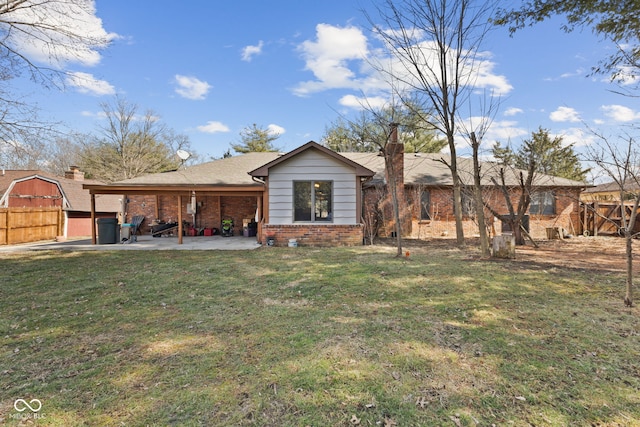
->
[261, 224, 364, 247]
[126, 194, 257, 234]
[366, 185, 582, 240]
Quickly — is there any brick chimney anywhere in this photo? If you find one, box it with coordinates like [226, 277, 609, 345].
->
[385, 123, 404, 189]
[65, 166, 85, 181]
[383, 123, 411, 236]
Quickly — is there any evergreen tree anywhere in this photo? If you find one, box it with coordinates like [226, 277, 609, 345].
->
[492, 127, 589, 181]
[231, 124, 280, 153]
[322, 104, 446, 153]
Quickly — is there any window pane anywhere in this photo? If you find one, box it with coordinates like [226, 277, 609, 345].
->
[294, 181, 311, 221]
[462, 190, 475, 216]
[314, 181, 332, 221]
[420, 191, 431, 220]
[530, 191, 555, 215]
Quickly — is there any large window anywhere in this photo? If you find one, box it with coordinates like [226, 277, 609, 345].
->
[461, 189, 475, 217]
[420, 190, 431, 220]
[530, 191, 556, 215]
[294, 181, 333, 222]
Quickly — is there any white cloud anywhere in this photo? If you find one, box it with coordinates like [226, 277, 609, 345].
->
[338, 94, 388, 110]
[3, 0, 118, 68]
[294, 24, 370, 96]
[550, 106, 581, 122]
[66, 72, 115, 96]
[484, 120, 528, 144]
[293, 23, 512, 101]
[612, 66, 640, 86]
[197, 121, 230, 133]
[267, 124, 285, 136]
[241, 41, 264, 62]
[601, 104, 640, 122]
[472, 52, 513, 95]
[554, 128, 595, 148]
[504, 107, 523, 117]
[174, 75, 212, 100]
[544, 68, 585, 81]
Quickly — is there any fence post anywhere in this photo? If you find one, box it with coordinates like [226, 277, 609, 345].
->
[3, 208, 8, 245]
[5, 207, 10, 245]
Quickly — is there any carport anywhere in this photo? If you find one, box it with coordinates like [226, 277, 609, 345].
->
[83, 183, 265, 245]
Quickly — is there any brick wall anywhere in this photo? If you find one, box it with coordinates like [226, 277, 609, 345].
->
[365, 185, 582, 241]
[126, 194, 258, 234]
[262, 224, 364, 247]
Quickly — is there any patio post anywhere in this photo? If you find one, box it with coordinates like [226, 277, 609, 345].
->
[177, 194, 183, 244]
[90, 193, 96, 245]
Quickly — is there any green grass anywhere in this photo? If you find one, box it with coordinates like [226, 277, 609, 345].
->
[0, 243, 639, 426]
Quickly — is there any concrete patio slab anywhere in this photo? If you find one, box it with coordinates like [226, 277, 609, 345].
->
[0, 235, 263, 252]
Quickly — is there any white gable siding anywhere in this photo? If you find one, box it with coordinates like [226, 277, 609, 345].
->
[268, 149, 358, 225]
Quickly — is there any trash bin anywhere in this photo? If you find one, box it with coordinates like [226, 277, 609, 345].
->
[121, 223, 132, 241]
[97, 217, 118, 244]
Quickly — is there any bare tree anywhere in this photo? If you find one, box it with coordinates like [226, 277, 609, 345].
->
[587, 131, 640, 307]
[0, 0, 113, 87]
[79, 97, 193, 182]
[368, 0, 496, 247]
[0, 0, 113, 169]
[485, 163, 535, 246]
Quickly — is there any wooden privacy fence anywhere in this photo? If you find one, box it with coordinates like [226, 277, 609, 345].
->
[581, 201, 640, 236]
[0, 207, 63, 245]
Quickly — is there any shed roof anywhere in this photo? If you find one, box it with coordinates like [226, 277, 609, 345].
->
[0, 170, 120, 212]
[582, 179, 640, 194]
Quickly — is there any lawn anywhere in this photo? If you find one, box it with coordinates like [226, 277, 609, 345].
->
[1, 241, 639, 426]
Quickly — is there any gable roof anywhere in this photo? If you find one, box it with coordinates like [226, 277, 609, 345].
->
[248, 141, 375, 178]
[0, 170, 120, 212]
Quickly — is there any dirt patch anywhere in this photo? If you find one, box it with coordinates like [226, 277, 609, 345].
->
[515, 235, 638, 274]
[397, 235, 638, 274]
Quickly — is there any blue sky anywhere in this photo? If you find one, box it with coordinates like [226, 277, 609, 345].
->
[11, 1, 639, 165]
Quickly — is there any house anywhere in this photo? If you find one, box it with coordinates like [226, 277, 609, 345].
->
[83, 141, 587, 246]
[0, 167, 121, 238]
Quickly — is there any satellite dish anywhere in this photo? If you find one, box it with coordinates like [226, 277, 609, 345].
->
[177, 149, 191, 160]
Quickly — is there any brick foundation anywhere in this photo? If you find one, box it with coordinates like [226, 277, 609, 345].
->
[262, 224, 364, 247]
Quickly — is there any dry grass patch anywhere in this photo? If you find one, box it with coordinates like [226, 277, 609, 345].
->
[1, 239, 639, 425]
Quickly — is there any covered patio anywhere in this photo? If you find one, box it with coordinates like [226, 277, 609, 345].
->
[82, 154, 281, 246]
[83, 183, 265, 245]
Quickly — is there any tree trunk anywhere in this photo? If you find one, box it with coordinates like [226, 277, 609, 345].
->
[452, 180, 465, 247]
[492, 234, 516, 259]
[625, 232, 634, 307]
[514, 224, 525, 246]
[471, 132, 489, 257]
[389, 171, 403, 257]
